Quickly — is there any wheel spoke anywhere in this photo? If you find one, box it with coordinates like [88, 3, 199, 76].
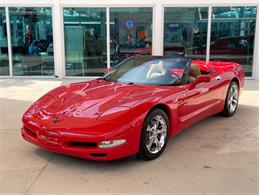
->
[232, 90, 238, 98]
[156, 128, 167, 135]
[155, 115, 161, 128]
[153, 122, 157, 130]
[146, 125, 153, 132]
[147, 136, 155, 149]
[154, 137, 161, 150]
[229, 87, 233, 97]
[229, 102, 233, 111]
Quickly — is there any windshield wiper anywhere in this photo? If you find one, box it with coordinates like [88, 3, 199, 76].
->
[121, 81, 135, 85]
[99, 77, 117, 83]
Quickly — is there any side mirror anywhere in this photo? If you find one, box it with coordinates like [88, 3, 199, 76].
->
[195, 75, 211, 83]
[104, 68, 112, 75]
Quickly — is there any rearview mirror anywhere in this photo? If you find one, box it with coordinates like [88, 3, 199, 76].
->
[104, 68, 112, 75]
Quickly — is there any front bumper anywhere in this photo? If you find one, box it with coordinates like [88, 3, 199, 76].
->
[21, 123, 137, 161]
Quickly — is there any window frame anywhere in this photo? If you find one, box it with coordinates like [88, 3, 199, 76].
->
[162, 4, 258, 79]
[61, 4, 155, 78]
[3, 4, 56, 78]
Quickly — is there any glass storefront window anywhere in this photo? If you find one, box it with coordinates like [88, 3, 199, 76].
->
[210, 7, 257, 76]
[9, 7, 54, 76]
[164, 7, 208, 59]
[64, 8, 106, 76]
[0, 8, 9, 75]
[110, 7, 153, 67]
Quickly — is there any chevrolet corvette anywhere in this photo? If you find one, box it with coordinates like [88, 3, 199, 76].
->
[21, 56, 244, 161]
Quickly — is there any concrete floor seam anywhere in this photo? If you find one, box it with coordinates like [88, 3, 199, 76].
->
[24, 154, 54, 195]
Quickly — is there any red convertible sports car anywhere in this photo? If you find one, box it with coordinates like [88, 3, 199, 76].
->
[21, 56, 244, 161]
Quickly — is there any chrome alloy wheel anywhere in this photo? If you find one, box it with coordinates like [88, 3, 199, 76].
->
[145, 115, 168, 154]
[227, 84, 239, 113]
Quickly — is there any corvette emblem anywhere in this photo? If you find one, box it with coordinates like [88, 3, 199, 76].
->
[52, 117, 63, 123]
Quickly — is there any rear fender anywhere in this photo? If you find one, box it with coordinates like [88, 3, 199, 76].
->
[234, 65, 245, 94]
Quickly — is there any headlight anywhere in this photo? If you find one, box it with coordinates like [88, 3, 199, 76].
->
[98, 139, 126, 149]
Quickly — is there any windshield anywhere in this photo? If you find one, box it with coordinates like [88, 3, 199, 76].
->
[103, 56, 191, 86]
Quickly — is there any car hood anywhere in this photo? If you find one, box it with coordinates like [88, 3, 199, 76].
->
[26, 79, 173, 121]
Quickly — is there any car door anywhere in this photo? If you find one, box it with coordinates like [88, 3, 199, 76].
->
[178, 72, 225, 128]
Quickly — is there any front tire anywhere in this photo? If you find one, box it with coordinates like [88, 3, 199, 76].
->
[221, 81, 239, 117]
[137, 109, 169, 160]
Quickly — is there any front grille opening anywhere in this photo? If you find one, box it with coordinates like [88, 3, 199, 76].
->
[68, 142, 97, 148]
[90, 153, 107, 157]
[24, 126, 37, 138]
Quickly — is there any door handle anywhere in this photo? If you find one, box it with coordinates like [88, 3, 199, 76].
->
[216, 76, 221, 81]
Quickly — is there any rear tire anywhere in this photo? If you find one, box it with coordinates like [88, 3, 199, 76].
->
[137, 109, 169, 160]
[221, 81, 239, 117]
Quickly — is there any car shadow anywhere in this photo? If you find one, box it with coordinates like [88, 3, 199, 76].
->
[34, 148, 144, 172]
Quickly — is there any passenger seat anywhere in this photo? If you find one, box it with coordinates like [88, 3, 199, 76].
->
[189, 63, 201, 83]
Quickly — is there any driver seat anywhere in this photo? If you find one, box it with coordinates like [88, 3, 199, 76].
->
[189, 63, 201, 83]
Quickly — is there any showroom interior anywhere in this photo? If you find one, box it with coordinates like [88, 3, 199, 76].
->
[0, 1, 258, 193]
[0, 0, 258, 79]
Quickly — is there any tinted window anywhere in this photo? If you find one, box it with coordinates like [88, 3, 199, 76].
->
[110, 8, 153, 67]
[164, 7, 208, 60]
[0, 8, 9, 75]
[210, 6, 257, 76]
[9, 7, 54, 76]
[64, 8, 106, 76]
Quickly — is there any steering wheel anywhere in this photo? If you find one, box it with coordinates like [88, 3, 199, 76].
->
[169, 71, 181, 81]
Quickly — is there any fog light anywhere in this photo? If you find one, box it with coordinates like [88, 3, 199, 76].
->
[98, 139, 126, 149]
